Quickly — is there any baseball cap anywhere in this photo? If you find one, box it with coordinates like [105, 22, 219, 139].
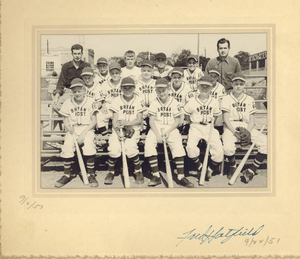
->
[198, 75, 213, 87]
[155, 78, 169, 88]
[70, 78, 85, 88]
[156, 52, 167, 60]
[109, 62, 121, 71]
[81, 67, 94, 76]
[121, 77, 135, 87]
[208, 69, 220, 76]
[187, 55, 198, 62]
[97, 57, 108, 64]
[231, 72, 246, 82]
[140, 60, 154, 68]
[170, 67, 184, 76]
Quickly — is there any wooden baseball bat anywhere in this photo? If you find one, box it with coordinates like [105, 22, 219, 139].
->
[228, 125, 266, 185]
[199, 118, 215, 186]
[119, 127, 130, 188]
[161, 128, 174, 188]
[73, 136, 89, 185]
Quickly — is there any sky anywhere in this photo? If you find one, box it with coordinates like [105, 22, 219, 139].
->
[41, 33, 267, 60]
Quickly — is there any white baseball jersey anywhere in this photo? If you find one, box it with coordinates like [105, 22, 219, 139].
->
[60, 97, 97, 126]
[221, 93, 257, 123]
[84, 81, 102, 101]
[185, 90, 199, 103]
[122, 66, 141, 81]
[136, 79, 157, 107]
[148, 97, 182, 125]
[94, 72, 110, 85]
[169, 82, 190, 106]
[153, 65, 173, 79]
[183, 67, 204, 91]
[110, 94, 146, 130]
[184, 96, 221, 124]
[99, 79, 122, 103]
[210, 82, 226, 100]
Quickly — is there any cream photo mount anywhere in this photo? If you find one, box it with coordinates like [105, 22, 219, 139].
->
[34, 24, 275, 197]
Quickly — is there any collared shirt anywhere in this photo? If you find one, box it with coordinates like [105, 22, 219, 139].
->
[56, 60, 91, 95]
[205, 56, 241, 90]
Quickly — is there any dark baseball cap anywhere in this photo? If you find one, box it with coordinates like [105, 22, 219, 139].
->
[156, 52, 167, 60]
[109, 62, 121, 71]
[155, 78, 169, 88]
[170, 67, 184, 76]
[140, 60, 154, 68]
[97, 57, 108, 64]
[121, 77, 135, 87]
[198, 75, 213, 87]
[187, 55, 198, 62]
[70, 78, 85, 88]
[232, 72, 246, 82]
[81, 67, 94, 76]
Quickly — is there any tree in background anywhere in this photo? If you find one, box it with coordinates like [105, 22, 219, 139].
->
[108, 56, 126, 68]
[171, 49, 191, 67]
[199, 56, 210, 71]
[234, 51, 250, 71]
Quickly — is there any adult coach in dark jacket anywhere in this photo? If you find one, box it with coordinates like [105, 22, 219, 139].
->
[205, 38, 241, 91]
[53, 44, 91, 113]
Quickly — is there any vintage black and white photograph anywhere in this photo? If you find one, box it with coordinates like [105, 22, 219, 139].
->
[40, 33, 268, 189]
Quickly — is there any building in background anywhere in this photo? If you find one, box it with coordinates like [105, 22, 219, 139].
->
[41, 36, 94, 77]
[245, 50, 267, 76]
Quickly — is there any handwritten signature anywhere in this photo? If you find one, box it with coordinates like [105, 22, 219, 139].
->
[19, 195, 43, 210]
[176, 225, 264, 246]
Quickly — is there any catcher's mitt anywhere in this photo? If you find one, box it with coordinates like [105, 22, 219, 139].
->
[235, 127, 251, 146]
[123, 126, 135, 139]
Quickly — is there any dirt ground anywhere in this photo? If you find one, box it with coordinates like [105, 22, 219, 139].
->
[41, 157, 267, 189]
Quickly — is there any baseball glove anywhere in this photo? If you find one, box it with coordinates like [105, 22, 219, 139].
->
[236, 127, 251, 146]
[123, 126, 135, 139]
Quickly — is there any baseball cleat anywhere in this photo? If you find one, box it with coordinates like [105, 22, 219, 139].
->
[178, 177, 194, 188]
[88, 174, 99, 188]
[227, 166, 236, 180]
[135, 171, 144, 184]
[242, 169, 255, 183]
[55, 175, 75, 188]
[148, 175, 162, 187]
[205, 167, 213, 181]
[104, 172, 114, 185]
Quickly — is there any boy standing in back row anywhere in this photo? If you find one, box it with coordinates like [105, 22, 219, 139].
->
[184, 55, 204, 92]
[121, 50, 141, 82]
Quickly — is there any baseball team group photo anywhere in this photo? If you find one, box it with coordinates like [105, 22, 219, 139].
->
[40, 33, 268, 189]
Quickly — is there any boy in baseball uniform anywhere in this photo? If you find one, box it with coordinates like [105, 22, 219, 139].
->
[152, 52, 173, 81]
[136, 60, 157, 133]
[221, 72, 267, 183]
[97, 62, 123, 131]
[94, 57, 110, 85]
[55, 78, 98, 188]
[144, 78, 194, 188]
[184, 55, 204, 92]
[169, 67, 190, 133]
[184, 75, 224, 180]
[104, 77, 146, 185]
[121, 50, 141, 81]
[207, 69, 227, 135]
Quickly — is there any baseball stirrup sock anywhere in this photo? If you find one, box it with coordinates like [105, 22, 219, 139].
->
[131, 155, 142, 172]
[250, 152, 267, 173]
[63, 158, 73, 175]
[210, 160, 220, 171]
[85, 155, 95, 175]
[174, 156, 184, 175]
[107, 157, 118, 172]
[191, 156, 202, 171]
[226, 155, 236, 167]
[148, 156, 159, 174]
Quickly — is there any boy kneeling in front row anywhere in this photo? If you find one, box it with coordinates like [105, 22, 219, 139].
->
[55, 78, 98, 188]
[221, 72, 267, 182]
